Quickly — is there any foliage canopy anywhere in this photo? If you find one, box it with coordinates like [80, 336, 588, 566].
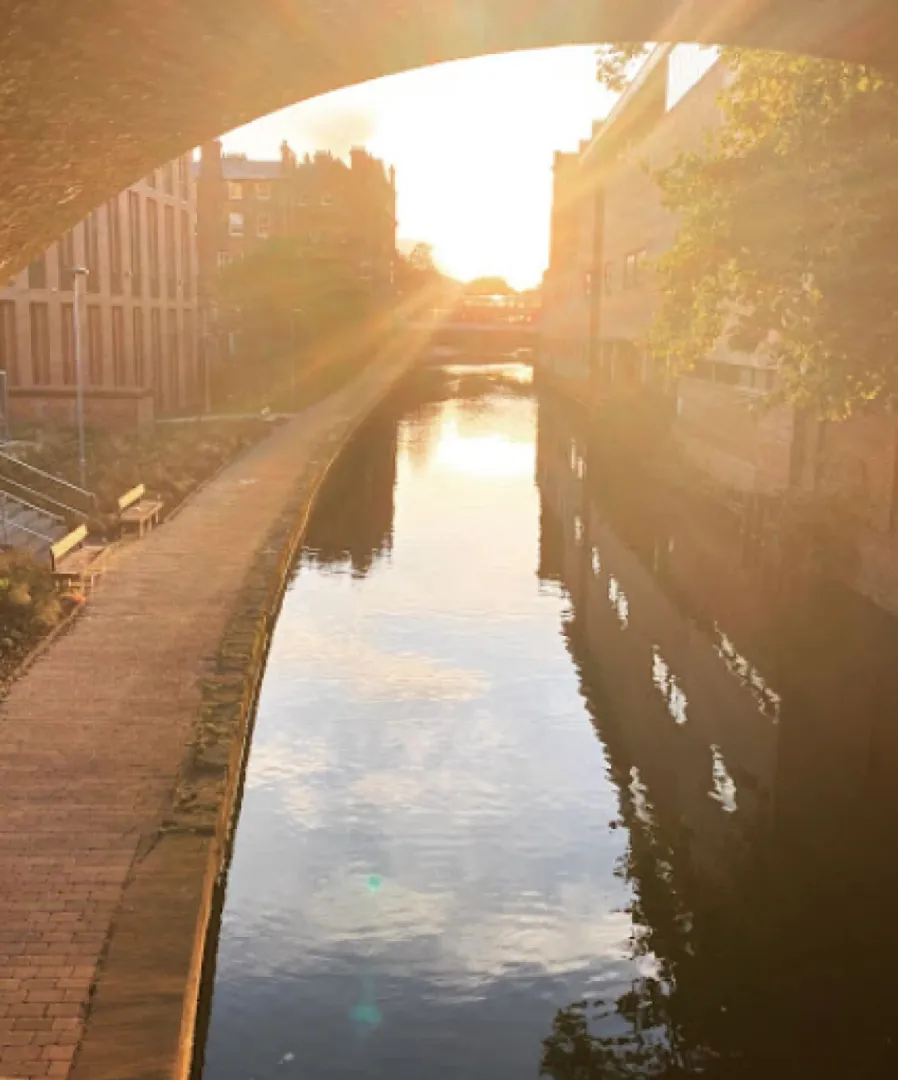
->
[599, 46, 898, 416]
[655, 51, 898, 417]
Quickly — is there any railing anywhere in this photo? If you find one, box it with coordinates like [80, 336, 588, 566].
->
[0, 492, 57, 551]
[0, 450, 97, 521]
[0, 473, 87, 523]
[0, 487, 64, 526]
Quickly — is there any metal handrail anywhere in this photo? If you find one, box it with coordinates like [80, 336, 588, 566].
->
[0, 516, 56, 546]
[0, 450, 97, 507]
[0, 475, 78, 523]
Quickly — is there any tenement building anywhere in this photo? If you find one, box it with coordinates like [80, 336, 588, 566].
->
[196, 139, 397, 294]
[0, 154, 200, 429]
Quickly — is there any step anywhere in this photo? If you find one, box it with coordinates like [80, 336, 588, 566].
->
[0, 503, 65, 556]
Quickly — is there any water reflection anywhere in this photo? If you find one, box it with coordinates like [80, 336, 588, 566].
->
[538, 393, 898, 1078]
[201, 365, 644, 1080]
[303, 411, 397, 577]
[200, 368, 898, 1080]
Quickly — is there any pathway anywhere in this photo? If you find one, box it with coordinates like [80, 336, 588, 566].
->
[0, 352, 412, 1079]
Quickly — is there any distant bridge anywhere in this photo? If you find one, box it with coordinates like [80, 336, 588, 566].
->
[404, 303, 539, 359]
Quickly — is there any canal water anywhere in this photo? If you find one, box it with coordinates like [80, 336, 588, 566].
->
[199, 364, 898, 1080]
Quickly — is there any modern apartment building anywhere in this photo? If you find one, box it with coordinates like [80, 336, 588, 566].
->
[0, 154, 200, 429]
[541, 44, 796, 497]
[541, 44, 898, 613]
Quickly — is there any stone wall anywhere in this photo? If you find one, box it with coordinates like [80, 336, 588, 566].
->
[10, 387, 155, 430]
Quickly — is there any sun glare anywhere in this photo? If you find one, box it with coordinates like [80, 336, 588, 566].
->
[434, 418, 535, 479]
[222, 48, 617, 288]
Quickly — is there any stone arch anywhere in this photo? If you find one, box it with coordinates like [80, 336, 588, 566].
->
[0, 0, 893, 274]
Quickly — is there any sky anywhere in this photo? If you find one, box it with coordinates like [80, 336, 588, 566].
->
[222, 47, 619, 289]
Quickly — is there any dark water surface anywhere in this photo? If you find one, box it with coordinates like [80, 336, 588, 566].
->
[200, 365, 898, 1080]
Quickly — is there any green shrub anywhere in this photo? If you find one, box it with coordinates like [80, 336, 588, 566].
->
[0, 550, 70, 673]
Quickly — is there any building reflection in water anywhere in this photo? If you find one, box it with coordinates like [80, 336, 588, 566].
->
[536, 392, 898, 1079]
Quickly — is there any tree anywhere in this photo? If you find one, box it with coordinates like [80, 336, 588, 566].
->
[464, 275, 515, 296]
[595, 43, 652, 93]
[394, 241, 443, 296]
[218, 237, 371, 349]
[214, 238, 374, 407]
[650, 51, 898, 417]
[408, 241, 436, 274]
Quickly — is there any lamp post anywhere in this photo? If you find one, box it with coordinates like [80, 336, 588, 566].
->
[72, 266, 89, 490]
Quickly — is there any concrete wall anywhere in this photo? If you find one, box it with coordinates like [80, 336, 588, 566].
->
[675, 377, 796, 495]
[10, 387, 155, 431]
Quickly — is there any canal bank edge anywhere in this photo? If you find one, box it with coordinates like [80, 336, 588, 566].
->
[68, 346, 421, 1080]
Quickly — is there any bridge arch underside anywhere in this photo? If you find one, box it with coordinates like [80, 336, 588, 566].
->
[0, 0, 893, 275]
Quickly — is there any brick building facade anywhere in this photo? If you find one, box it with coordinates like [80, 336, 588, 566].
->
[0, 154, 200, 429]
[196, 139, 396, 294]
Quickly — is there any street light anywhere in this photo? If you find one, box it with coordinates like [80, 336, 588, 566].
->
[72, 266, 89, 490]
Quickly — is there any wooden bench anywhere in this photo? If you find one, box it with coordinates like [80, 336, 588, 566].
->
[117, 483, 163, 537]
[50, 526, 106, 591]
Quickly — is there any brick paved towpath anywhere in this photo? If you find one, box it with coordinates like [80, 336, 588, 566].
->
[0, 350, 415, 1080]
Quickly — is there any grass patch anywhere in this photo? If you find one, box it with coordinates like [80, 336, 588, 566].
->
[8, 418, 277, 535]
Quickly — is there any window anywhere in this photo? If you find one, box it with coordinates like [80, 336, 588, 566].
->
[84, 211, 101, 293]
[623, 249, 648, 290]
[166, 309, 179, 410]
[180, 208, 192, 299]
[108, 196, 123, 294]
[88, 306, 103, 385]
[57, 231, 75, 291]
[147, 199, 160, 297]
[112, 306, 126, 386]
[146, 169, 156, 189]
[0, 301, 18, 386]
[228, 182, 243, 201]
[603, 261, 614, 295]
[228, 212, 245, 236]
[183, 309, 195, 400]
[624, 252, 637, 289]
[257, 213, 271, 239]
[217, 251, 232, 270]
[150, 308, 163, 408]
[29, 303, 50, 384]
[165, 205, 177, 297]
[255, 182, 271, 200]
[179, 155, 190, 202]
[164, 161, 175, 196]
[28, 254, 47, 290]
[133, 308, 145, 387]
[320, 193, 334, 207]
[61, 303, 75, 385]
[129, 191, 143, 296]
